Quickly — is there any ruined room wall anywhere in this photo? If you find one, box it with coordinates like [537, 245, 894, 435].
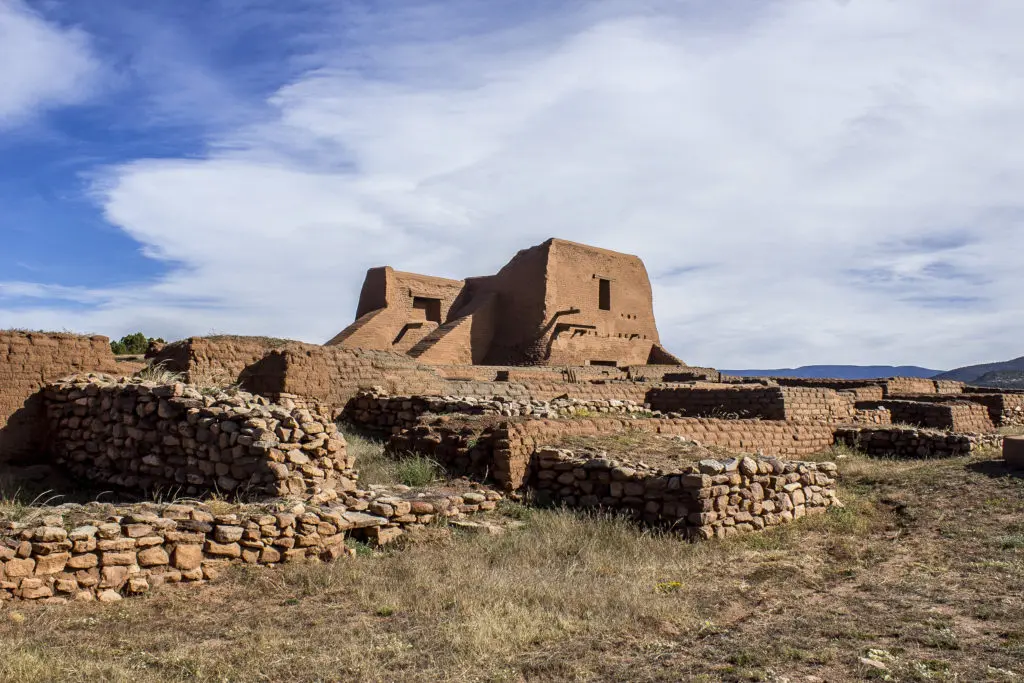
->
[642, 386, 854, 422]
[855, 400, 996, 433]
[834, 427, 1002, 458]
[44, 375, 354, 500]
[240, 345, 452, 409]
[884, 392, 1024, 427]
[0, 488, 503, 602]
[529, 448, 838, 540]
[0, 332, 119, 464]
[147, 336, 294, 384]
[497, 417, 836, 490]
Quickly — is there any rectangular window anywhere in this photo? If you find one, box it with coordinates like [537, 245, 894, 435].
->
[598, 278, 611, 311]
[412, 296, 442, 323]
[590, 360, 617, 367]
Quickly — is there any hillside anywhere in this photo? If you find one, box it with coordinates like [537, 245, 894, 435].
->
[933, 356, 1024, 383]
[722, 365, 941, 379]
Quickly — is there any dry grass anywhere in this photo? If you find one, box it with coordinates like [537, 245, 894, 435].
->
[2, 452, 1023, 682]
[556, 430, 731, 468]
[344, 430, 445, 487]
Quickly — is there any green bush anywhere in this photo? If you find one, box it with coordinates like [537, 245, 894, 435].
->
[110, 332, 163, 355]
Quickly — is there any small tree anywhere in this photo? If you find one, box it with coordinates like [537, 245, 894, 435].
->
[110, 332, 152, 355]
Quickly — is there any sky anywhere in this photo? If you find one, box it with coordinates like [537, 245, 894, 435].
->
[1, 0, 1023, 371]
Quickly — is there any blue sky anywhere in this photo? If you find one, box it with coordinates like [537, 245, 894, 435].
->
[1, 0, 1023, 369]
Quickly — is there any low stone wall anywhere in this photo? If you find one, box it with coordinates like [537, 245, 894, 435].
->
[44, 375, 354, 502]
[834, 427, 1002, 458]
[1, 332, 119, 464]
[528, 448, 839, 539]
[344, 390, 650, 436]
[0, 485, 503, 603]
[855, 399, 995, 433]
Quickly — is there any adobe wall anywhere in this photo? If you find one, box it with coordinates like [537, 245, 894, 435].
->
[44, 375, 354, 501]
[835, 427, 1002, 458]
[887, 393, 1024, 427]
[773, 377, 964, 397]
[478, 242, 551, 364]
[147, 336, 295, 384]
[0, 486, 503, 603]
[529, 448, 839, 540]
[327, 268, 466, 353]
[0, 332, 119, 464]
[855, 400, 995, 433]
[626, 365, 722, 382]
[643, 386, 856, 422]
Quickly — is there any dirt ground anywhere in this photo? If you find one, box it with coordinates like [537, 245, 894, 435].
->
[2, 448, 1023, 682]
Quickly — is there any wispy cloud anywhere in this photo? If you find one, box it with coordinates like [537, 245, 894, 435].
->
[1, 0, 1023, 369]
[0, 0, 99, 128]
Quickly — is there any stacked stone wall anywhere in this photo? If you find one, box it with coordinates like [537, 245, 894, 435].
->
[528, 448, 838, 540]
[1, 332, 119, 464]
[44, 375, 355, 502]
[835, 427, 1002, 458]
[345, 390, 650, 436]
[855, 399, 995, 433]
[0, 486, 502, 603]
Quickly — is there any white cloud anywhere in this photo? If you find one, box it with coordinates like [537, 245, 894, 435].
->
[4, 0, 1024, 369]
[0, 0, 99, 127]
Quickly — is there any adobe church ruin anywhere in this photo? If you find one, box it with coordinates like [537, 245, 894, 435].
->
[326, 238, 683, 367]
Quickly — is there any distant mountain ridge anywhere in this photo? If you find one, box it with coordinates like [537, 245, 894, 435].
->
[932, 356, 1024, 383]
[721, 365, 942, 380]
[933, 356, 1024, 388]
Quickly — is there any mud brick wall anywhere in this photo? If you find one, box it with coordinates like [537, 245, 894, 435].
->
[44, 376, 355, 502]
[643, 386, 854, 423]
[0, 332, 120, 464]
[625, 365, 722, 382]
[0, 487, 502, 603]
[147, 336, 296, 383]
[856, 400, 995, 433]
[528, 448, 838, 540]
[834, 427, 1002, 458]
[892, 393, 1024, 427]
[934, 380, 966, 395]
[883, 377, 942, 396]
[240, 345, 451, 408]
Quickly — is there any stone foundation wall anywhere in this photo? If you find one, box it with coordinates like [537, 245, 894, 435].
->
[528, 448, 839, 539]
[44, 375, 355, 502]
[0, 486, 503, 603]
[855, 399, 995, 433]
[0, 332, 119, 464]
[344, 390, 650, 436]
[834, 427, 1002, 458]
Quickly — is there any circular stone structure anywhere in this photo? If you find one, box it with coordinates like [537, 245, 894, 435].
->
[1004, 436, 1024, 470]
